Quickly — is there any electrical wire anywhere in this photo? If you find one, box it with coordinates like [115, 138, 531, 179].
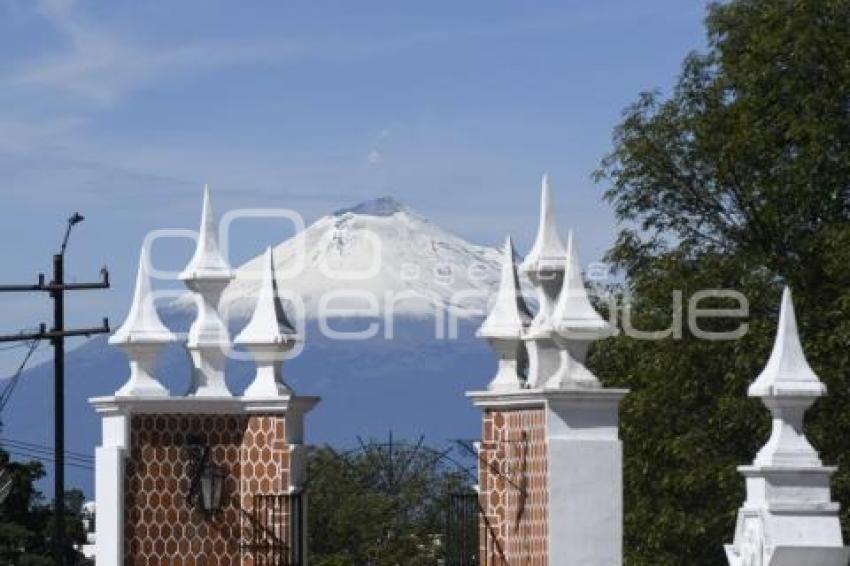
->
[0, 339, 42, 413]
[0, 343, 33, 352]
[0, 438, 93, 464]
[4, 449, 93, 471]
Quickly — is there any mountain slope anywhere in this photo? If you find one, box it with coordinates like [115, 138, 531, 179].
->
[176, 196, 502, 319]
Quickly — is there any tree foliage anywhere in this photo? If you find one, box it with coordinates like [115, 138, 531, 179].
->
[0, 448, 90, 565]
[591, 1, 850, 564]
[306, 441, 471, 566]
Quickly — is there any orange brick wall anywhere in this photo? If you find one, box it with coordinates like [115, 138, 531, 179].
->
[479, 407, 548, 566]
[123, 413, 295, 566]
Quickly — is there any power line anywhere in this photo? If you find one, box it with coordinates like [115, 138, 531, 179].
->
[0, 438, 93, 463]
[0, 340, 42, 413]
[0, 342, 36, 352]
[4, 449, 93, 471]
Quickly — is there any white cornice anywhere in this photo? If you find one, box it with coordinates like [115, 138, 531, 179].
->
[466, 387, 628, 409]
[89, 395, 320, 416]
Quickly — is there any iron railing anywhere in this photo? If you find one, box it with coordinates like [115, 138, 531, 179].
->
[243, 492, 304, 566]
[445, 491, 482, 566]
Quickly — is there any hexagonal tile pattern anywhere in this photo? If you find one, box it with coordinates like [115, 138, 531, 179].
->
[479, 408, 548, 566]
[124, 413, 295, 565]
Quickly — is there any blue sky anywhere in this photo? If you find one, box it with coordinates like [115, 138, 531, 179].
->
[0, 0, 709, 373]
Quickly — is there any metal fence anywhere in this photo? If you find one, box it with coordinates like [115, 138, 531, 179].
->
[445, 491, 482, 566]
[243, 492, 304, 566]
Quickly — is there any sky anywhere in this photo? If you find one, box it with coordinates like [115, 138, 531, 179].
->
[0, 0, 710, 375]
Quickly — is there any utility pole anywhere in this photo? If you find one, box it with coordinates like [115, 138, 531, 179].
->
[0, 213, 110, 565]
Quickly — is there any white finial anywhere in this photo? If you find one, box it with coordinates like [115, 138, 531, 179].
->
[109, 246, 174, 397]
[235, 247, 297, 398]
[478, 236, 531, 339]
[749, 287, 825, 398]
[235, 247, 295, 345]
[748, 287, 824, 467]
[551, 230, 611, 338]
[180, 185, 232, 282]
[181, 185, 234, 397]
[111, 246, 172, 344]
[478, 236, 531, 392]
[521, 173, 566, 273]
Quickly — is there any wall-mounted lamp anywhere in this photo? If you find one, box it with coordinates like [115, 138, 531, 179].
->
[187, 435, 227, 515]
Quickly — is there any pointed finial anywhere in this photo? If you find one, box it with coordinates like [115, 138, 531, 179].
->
[478, 236, 531, 338]
[110, 246, 173, 344]
[180, 185, 233, 281]
[180, 185, 235, 397]
[235, 247, 296, 345]
[551, 230, 611, 337]
[521, 173, 566, 273]
[749, 287, 825, 398]
[109, 246, 173, 397]
[235, 246, 296, 398]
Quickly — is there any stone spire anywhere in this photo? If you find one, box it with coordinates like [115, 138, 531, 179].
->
[521, 174, 568, 388]
[234, 247, 297, 398]
[478, 236, 531, 391]
[109, 246, 174, 397]
[552, 230, 611, 338]
[749, 287, 825, 468]
[748, 287, 826, 399]
[180, 186, 234, 397]
[725, 287, 849, 566]
[521, 173, 567, 275]
[545, 231, 612, 389]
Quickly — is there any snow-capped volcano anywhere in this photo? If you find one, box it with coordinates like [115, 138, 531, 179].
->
[178, 197, 503, 320]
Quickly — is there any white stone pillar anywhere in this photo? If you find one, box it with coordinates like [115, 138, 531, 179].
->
[546, 389, 626, 565]
[91, 402, 129, 566]
[725, 288, 850, 566]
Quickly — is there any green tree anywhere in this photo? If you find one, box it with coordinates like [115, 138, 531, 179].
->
[306, 441, 471, 566]
[591, 1, 850, 564]
[0, 448, 91, 565]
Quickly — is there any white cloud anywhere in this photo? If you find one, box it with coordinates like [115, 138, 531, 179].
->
[3, 0, 303, 105]
[367, 150, 382, 166]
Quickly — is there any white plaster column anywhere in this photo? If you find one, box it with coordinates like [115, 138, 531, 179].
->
[545, 388, 626, 566]
[725, 288, 850, 566]
[91, 400, 130, 566]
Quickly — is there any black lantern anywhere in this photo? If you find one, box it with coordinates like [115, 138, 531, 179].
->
[187, 435, 227, 515]
[199, 462, 226, 514]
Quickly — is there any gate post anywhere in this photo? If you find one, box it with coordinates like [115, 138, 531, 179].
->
[468, 177, 627, 566]
[92, 188, 318, 565]
[724, 288, 849, 565]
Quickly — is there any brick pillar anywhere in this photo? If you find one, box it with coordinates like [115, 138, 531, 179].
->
[91, 396, 318, 566]
[468, 388, 626, 566]
[478, 404, 548, 565]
